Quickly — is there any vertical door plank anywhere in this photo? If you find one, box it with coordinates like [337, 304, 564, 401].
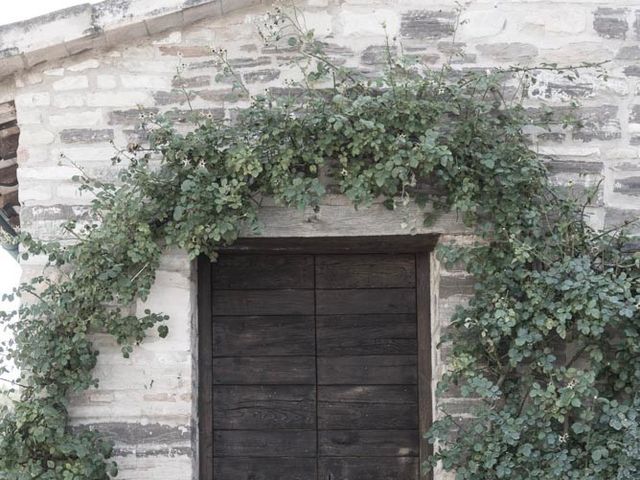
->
[416, 252, 432, 479]
[198, 256, 214, 480]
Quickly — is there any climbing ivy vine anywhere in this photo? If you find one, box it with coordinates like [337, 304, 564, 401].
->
[0, 7, 638, 480]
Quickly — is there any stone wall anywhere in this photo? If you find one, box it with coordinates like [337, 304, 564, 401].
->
[6, 0, 640, 478]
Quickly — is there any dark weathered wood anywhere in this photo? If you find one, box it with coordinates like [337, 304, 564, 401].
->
[212, 290, 314, 316]
[214, 457, 316, 480]
[318, 385, 418, 429]
[318, 430, 419, 457]
[212, 315, 315, 356]
[416, 252, 433, 479]
[214, 385, 316, 430]
[214, 430, 316, 457]
[316, 254, 415, 289]
[317, 314, 417, 356]
[318, 457, 418, 480]
[316, 289, 416, 315]
[317, 355, 417, 385]
[197, 256, 214, 480]
[219, 235, 438, 254]
[212, 254, 314, 289]
[213, 356, 316, 385]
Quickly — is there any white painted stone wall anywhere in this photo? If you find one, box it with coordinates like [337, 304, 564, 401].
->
[4, 0, 640, 478]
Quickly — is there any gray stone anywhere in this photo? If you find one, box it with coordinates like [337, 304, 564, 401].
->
[227, 56, 272, 68]
[530, 81, 594, 100]
[164, 108, 224, 123]
[624, 66, 640, 77]
[21, 205, 91, 223]
[243, 69, 280, 83]
[614, 176, 640, 196]
[604, 208, 640, 234]
[476, 43, 538, 63]
[615, 45, 640, 60]
[631, 134, 640, 146]
[546, 160, 603, 175]
[108, 108, 159, 125]
[400, 10, 456, 39]
[74, 422, 190, 445]
[360, 46, 392, 65]
[573, 105, 621, 142]
[171, 75, 211, 88]
[630, 105, 640, 124]
[593, 7, 628, 39]
[60, 129, 114, 144]
[152, 90, 194, 106]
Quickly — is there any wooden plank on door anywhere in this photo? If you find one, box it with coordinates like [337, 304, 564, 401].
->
[318, 457, 419, 480]
[213, 356, 316, 385]
[316, 288, 416, 315]
[212, 290, 314, 316]
[213, 315, 315, 356]
[214, 385, 316, 430]
[214, 457, 317, 480]
[212, 254, 314, 289]
[317, 314, 417, 355]
[318, 385, 418, 429]
[214, 430, 316, 457]
[316, 254, 416, 289]
[318, 430, 419, 457]
[317, 355, 417, 385]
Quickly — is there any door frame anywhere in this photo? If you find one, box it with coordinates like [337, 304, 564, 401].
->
[197, 235, 436, 479]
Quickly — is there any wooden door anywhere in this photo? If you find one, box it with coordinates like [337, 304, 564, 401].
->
[199, 241, 432, 480]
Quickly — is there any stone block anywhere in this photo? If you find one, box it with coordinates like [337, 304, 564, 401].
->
[593, 7, 628, 39]
[14, 92, 50, 107]
[476, 42, 538, 63]
[97, 75, 118, 89]
[52, 76, 89, 91]
[242, 69, 280, 83]
[400, 10, 455, 39]
[121, 74, 171, 89]
[87, 91, 152, 107]
[50, 110, 103, 127]
[60, 129, 115, 144]
[67, 59, 100, 72]
[52, 94, 85, 108]
[341, 8, 400, 37]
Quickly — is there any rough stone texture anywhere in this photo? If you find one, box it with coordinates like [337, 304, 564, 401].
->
[593, 7, 629, 39]
[3, 1, 640, 479]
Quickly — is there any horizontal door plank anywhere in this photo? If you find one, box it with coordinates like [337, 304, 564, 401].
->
[214, 457, 316, 480]
[213, 315, 315, 356]
[213, 356, 316, 385]
[214, 430, 316, 457]
[319, 457, 418, 480]
[316, 254, 415, 289]
[317, 355, 417, 385]
[214, 385, 316, 430]
[317, 289, 416, 315]
[319, 430, 419, 457]
[317, 314, 417, 355]
[318, 385, 418, 430]
[212, 290, 314, 316]
[212, 254, 314, 289]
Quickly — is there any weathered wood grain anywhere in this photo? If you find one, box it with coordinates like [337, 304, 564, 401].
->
[212, 315, 315, 356]
[316, 288, 416, 315]
[212, 290, 314, 315]
[214, 430, 316, 457]
[317, 355, 417, 385]
[213, 356, 316, 385]
[212, 254, 314, 289]
[316, 254, 415, 289]
[214, 457, 316, 480]
[318, 429, 419, 457]
[317, 314, 417, 355]
[318, 457, 418, 480]
[318, 385, 418, 429]
[213, 385, 316, 430]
